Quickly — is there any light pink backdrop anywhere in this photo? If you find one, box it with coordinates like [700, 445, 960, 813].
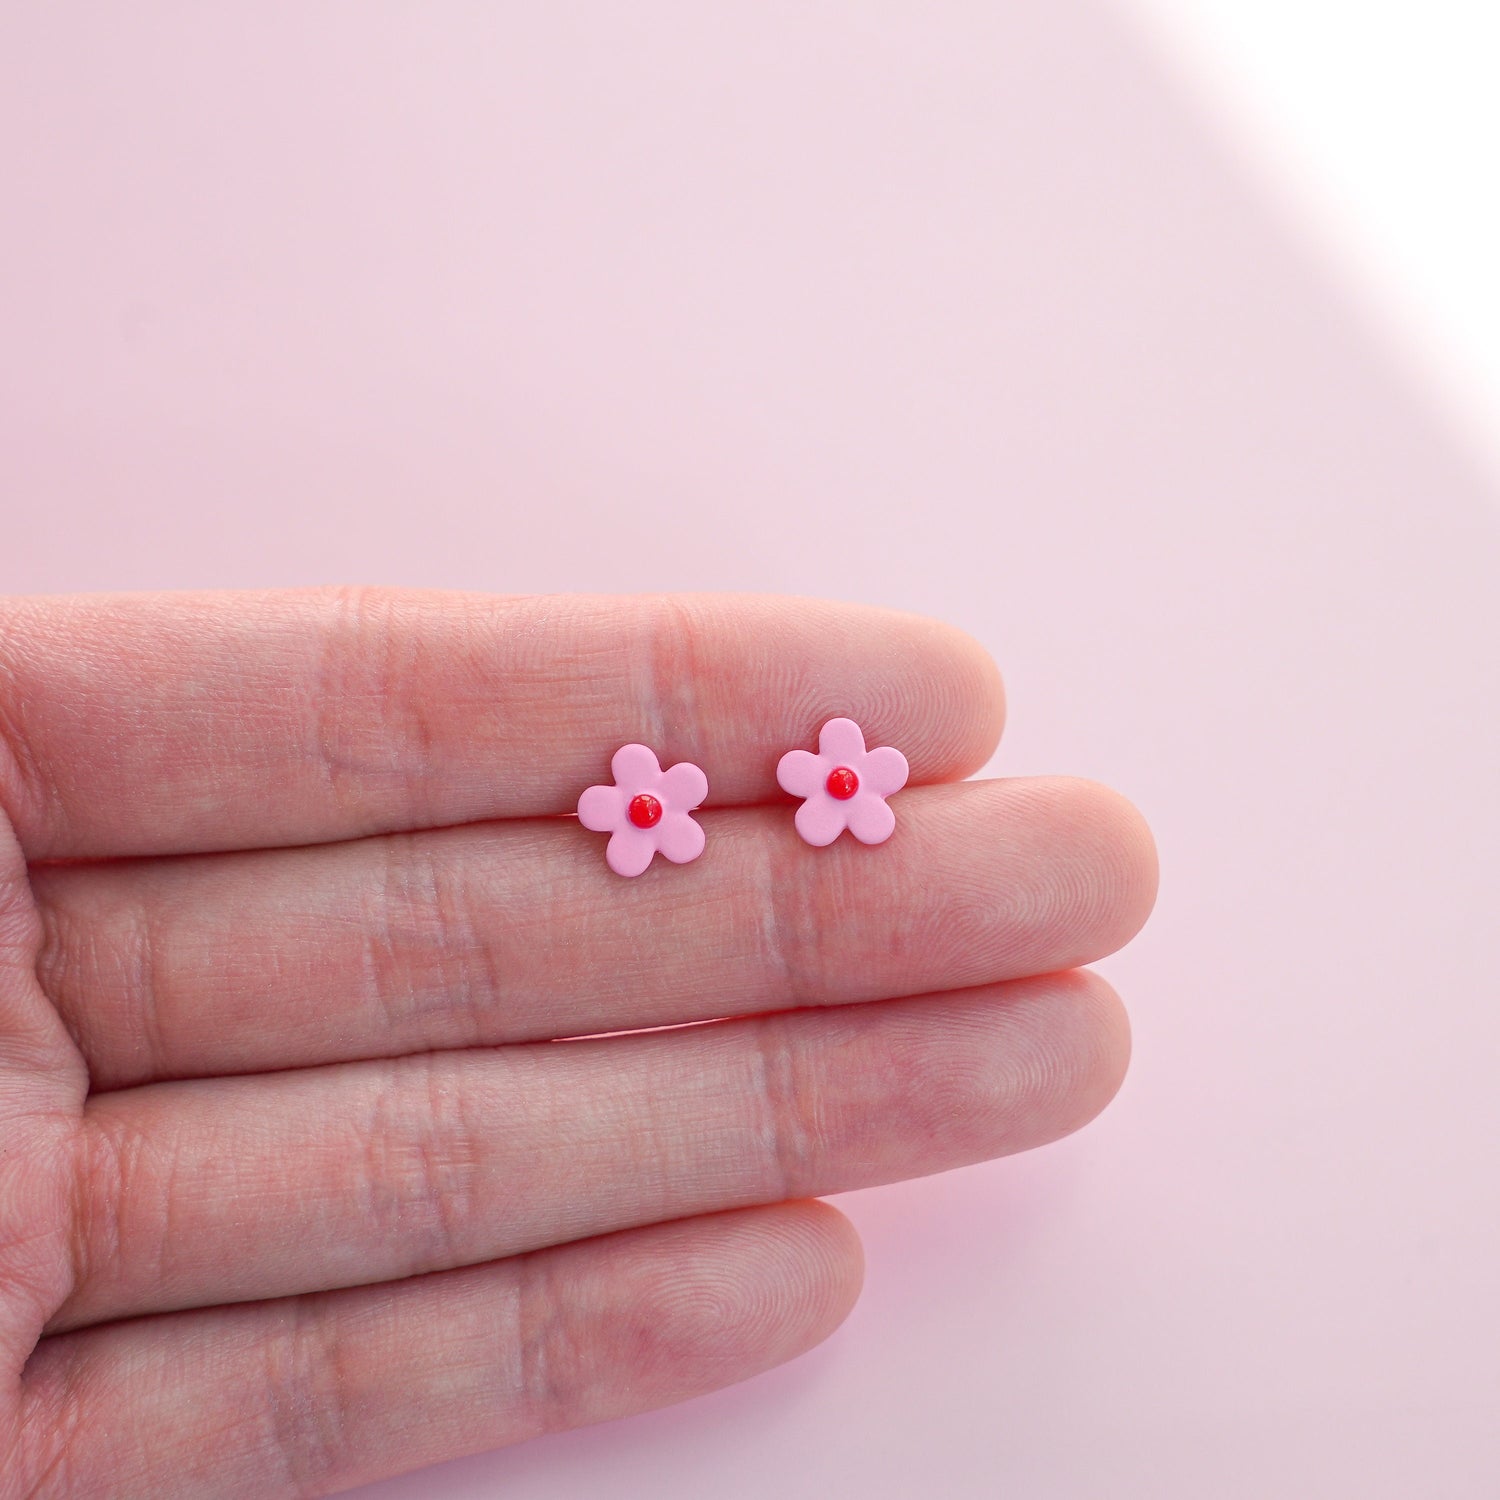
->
[3, 5, 1498, 1496]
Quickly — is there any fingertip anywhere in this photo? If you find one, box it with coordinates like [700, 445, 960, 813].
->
[942, 967, 1134, 1156]
[941, 617, 1007, 773]
[675, 594, 1006, 793]
[883, 610, 1006, 781]
[1053, 967, 1134, 1133]
[617, 1202, 864, 1397]
[1026, 776, 1160, 957]
[776, 1198, 867, 1333]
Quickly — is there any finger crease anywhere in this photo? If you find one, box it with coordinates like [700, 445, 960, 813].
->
[748, 1015, 814, 1201]
[131, 897, 169, 1083]
[516, 1251, 585, 1435]
[360, 834, 416, 1037]
[261, 1295, 358, 1498]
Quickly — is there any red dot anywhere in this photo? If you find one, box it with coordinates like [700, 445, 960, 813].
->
[627, 793, 663, 829]
[825, 766, 859, 800]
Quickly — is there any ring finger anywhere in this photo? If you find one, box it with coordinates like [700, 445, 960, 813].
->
[52, 967, 1129, 1333]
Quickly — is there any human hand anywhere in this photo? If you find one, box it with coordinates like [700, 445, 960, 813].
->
[0, 589, 1157, 1497]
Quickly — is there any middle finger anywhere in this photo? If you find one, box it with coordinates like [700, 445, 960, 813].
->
[36, 777, 1155, 1088]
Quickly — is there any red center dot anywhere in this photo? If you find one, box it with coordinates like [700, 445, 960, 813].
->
[825, 766, 859, 800]
[627, 793, 663, 829]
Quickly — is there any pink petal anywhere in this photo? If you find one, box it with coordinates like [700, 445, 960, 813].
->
[817, 717, 867, 765]
[859, 744, 909, 798]
[794, 793, 848, 847]
[577, 783, 625, 832]
[659, 760, 708, 812]
[846, 791, 897, 845]
[605, 825, 657, 877]
[610, 743, 662, 794]
[776, 748, 825, 798]
[655, 811, 706, 865]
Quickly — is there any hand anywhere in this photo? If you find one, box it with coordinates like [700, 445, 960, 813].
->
[0, 589, 1156, 1497]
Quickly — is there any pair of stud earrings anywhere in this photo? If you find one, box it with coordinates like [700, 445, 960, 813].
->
[576, 717, 909, 877]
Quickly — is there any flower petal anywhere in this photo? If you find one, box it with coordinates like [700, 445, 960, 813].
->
[859, 744, 909, 798]
[816, 717, 868, 765]
[655, 811, 706, 865]
[610, 743, 663, 795]
[605, 825, 657, 877]
[776, 748, 825, 798]
[577, 783, 625, 832]
[846, 792, 897, 845]
[659, 760, 708, 812]
[794, 794, 848, 847]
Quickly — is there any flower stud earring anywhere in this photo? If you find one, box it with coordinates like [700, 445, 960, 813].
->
[577, 744, 709, 876]
[776, 717, 909, 847]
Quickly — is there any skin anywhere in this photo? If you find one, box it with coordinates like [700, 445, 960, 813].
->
[0, 588, 1158, 1498]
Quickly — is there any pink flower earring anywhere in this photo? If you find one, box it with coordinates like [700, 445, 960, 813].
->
[777, 717, 909, 846]
[577, 744, 709, 876]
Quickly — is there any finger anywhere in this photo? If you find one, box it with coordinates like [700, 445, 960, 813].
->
[35, 776, 1155, 1088]
[52, 969, 1126, 1332]
[0, 589, 1004, 860]
[19, 1201, 861, 1500]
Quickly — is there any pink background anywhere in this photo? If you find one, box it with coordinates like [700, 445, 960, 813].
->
[4, 4, 1498, 1496]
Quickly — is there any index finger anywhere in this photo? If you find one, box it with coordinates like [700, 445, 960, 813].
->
[0, 589, 1004, 859]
